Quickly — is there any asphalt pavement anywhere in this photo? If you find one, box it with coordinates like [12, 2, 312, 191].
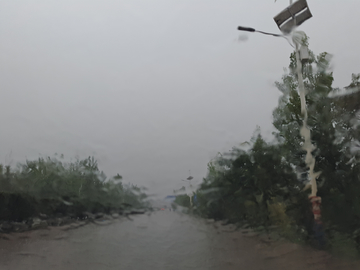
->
[0, 210, 359, 270]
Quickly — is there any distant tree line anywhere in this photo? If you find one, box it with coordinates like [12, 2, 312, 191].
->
[0, 156, 147, 222]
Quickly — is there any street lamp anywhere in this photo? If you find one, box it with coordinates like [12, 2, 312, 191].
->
[181, 170, 194, 207]
[237, 0, 323, 240]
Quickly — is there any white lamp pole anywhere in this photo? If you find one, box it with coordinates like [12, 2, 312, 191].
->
[238, 0, 322, 226]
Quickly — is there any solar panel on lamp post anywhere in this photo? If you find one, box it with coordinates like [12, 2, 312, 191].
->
[273, 0, 312, 34]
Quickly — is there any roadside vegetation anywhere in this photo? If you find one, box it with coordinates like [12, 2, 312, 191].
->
[178, 40, 360, 257]
[173, 193, 191, 209]
[0, 156, 148, 232]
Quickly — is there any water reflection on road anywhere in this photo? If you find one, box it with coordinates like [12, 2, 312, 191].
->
[0, 211, 359, 270]
[0, 211, 225, 270]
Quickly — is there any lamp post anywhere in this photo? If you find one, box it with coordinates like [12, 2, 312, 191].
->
[181, 170, 194, 207]
[237, 0, 324, 244]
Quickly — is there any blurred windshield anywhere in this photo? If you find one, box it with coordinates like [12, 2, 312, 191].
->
[1, 1, 360, 269]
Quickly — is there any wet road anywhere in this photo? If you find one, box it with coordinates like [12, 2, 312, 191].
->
[0, 211, 359, 270]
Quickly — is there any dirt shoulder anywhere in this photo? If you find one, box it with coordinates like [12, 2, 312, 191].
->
[209, 220, 360, 270]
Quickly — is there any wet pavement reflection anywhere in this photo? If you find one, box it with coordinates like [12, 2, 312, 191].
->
[0, 211, 359, 270]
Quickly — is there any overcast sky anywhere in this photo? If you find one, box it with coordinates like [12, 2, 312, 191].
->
[1, 0, 359, 197]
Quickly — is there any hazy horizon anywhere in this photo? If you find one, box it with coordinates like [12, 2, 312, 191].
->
[1, 0, 359, 197]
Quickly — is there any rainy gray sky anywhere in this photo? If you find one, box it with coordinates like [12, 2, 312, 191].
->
[1, 0, 359, 197]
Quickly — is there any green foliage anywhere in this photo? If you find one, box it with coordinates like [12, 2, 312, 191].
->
[196, 134, 310, 231]
[273, 45, 360, 248]
[0, 156, 147, 221]
[174, 194, 191, 208]
[196, 41, 360, 253]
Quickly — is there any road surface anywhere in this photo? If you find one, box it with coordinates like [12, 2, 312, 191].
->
[0, 211, 358, 270]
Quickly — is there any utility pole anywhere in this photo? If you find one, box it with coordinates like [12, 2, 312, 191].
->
[238, 0, 324, 247]
[181, 170, 194, 207]
[286, 1, 322, 230]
